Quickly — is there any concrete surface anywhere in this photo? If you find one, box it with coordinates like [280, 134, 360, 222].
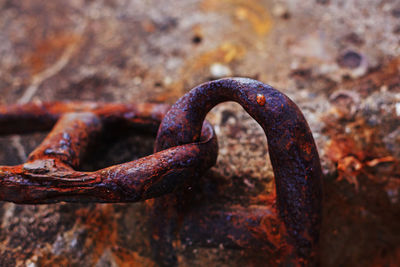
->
[0, 0, 399, 266]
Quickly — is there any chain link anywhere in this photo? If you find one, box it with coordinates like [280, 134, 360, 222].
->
[0, 78, 322, 266]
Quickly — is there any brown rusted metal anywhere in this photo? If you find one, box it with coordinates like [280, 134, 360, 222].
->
[153, 78, 322, 266]
[0, 78, 322, 266]
[0, 101, 218, 203]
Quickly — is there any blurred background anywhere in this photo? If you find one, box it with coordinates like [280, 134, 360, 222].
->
[0, 0, 399, 266]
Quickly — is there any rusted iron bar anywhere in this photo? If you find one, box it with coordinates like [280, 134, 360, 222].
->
[0, 78, 323, 266]
[0, 102, 218, 203]
[153, 78, 323, 266]
[27, 112, 102, 169]
[0, 102, 170, 135]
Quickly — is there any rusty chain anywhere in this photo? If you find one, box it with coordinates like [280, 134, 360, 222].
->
[0, 78, 322, 266]
[0, 101, 217, 203]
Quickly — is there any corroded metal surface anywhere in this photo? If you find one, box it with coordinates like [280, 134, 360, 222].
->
[154, 78, 322, 265]
[0, 78, 322, 266]
[0, 102, 217, 203]
[0, 0, 399, 266]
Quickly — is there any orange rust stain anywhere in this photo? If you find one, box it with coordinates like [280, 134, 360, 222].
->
[179, 42, 245, 93]
[249, 209, 289, 253]
[37, 254, 70, 266]
[113, 246, 155, 267]
[201, 0, 272, 36]
[76, 205, 153, 266]
[250, 192, 276, 205]
[324, 115, 399, 190]
[180, 0, 276, 85]
[369, 246, 400, 267]
[24, 33, 81, 74]
[193, 42, 246, 68]
[299, 142, 313, 161]
[151, 80, 185, 103]
[256, 93, 266, 106]
[366, 156, 395, 167]
[141, 20, 156, 33]
[326, 137, 358, 164]
[285, 141, 293, 150]
[302, 142, 312, 155]
[336, 156, 363, 190]
[145, 198, 155, 207]
[340, 57, 400, 96]
[75, 205, 119, 264]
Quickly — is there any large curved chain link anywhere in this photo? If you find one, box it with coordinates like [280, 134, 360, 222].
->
[0, 78, 322, 266]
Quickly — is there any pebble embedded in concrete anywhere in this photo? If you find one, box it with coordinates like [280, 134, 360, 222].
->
[210, 63, 232, 78]
[396, 102, 400, 116]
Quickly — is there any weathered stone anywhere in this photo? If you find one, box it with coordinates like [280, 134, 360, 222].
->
[0, 0, 399, 266]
